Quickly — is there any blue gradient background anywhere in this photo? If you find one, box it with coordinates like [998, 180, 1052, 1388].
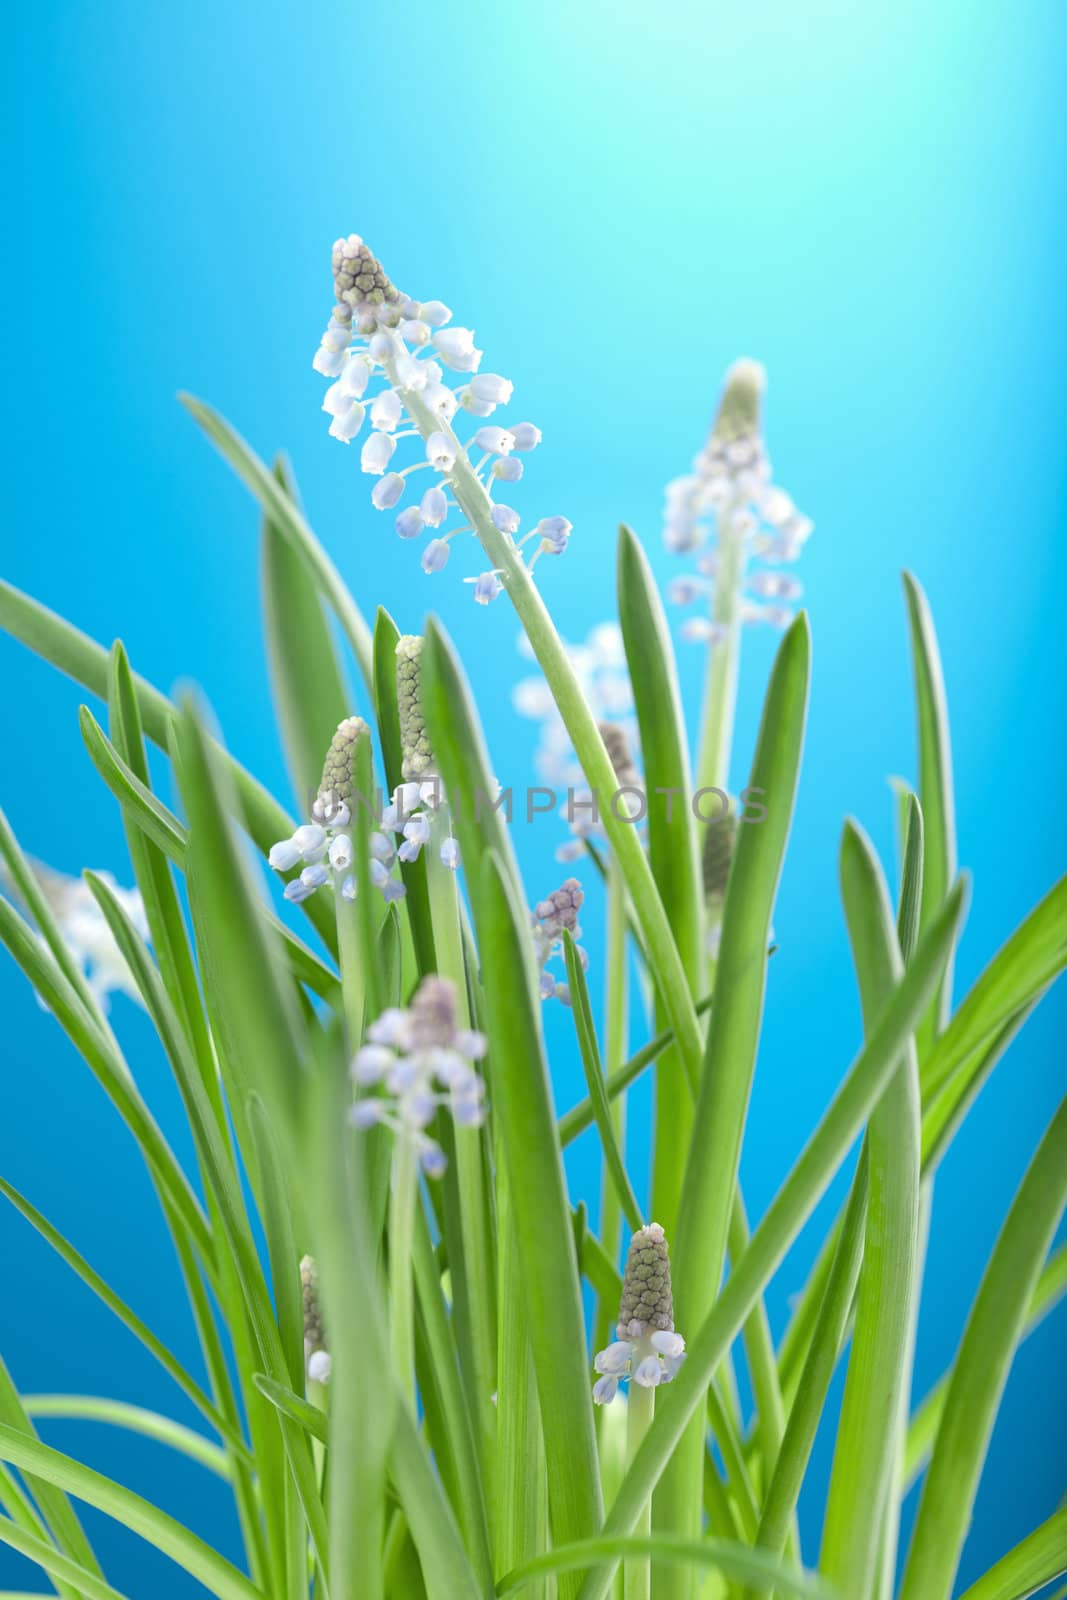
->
[5, 2, 1065, 1594]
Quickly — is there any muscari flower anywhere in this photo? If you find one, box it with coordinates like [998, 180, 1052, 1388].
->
[392, 636, 460, 871]
[663, 360, 812, 640]
[311, 232, 571, 601]
[350, 976, 487, 1177]
[592, 1223, 686, 1404]
[2, 860, 149, 1013]
[267, 717, 407, 906]
[531, 877, 589, 1004]
[300, 1255, 331, 1385]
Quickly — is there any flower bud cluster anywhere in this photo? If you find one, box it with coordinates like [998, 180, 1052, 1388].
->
[531, 877, 589, 1003]
[592, 1223, 686, 1405]
[663, 360, 812, 642]
[300, 1255, 331, 1385]
[267, 718, 407, 906]
[313, 232, 571, 600]
[349, 977, 487, 1176]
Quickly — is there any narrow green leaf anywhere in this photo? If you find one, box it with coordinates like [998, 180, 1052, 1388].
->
[904, 1240, 1067, 1492]
[576, 877, 967, 1600]
[252, 1375, 328, 1446]
[181, 394, 374, 695]
[0, 1428, 261, 1600]
[562, 930, 643, 1233]
[658, 613, 810, 1579]
[953, 1508, 1067, 1600]
[0, 575, 338, 954]
[900, 1094, 1067, 1600]
[558, 994, 715, 1147]
[479, 849, 603, 1588]
[390, 1403, 483, 1600]
[0, 1519, 126, 1600]
[921, 874, 1067, 1098]
[22, 1397, 229, 1481]
[0, 1177, 247, 1462]
[0, 1353, 102, 1589]
[262, 454, 352, 809]
[903, 571, 957, 1048]
[498, 1535, 834, 1598]
[820, 818, 922, 1596]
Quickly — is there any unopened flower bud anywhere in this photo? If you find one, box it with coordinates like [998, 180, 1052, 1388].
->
[397, 636, 435, 781]
[617, 1222, 675, 1337]
[316, 717, 369, 817]
[332, 234, 400, 310]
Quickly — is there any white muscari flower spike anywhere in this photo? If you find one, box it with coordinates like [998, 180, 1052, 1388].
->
[349, 977, 487, 1174]
[4, 861, 150, 1014]
[301, 1255, 331, 1386]
[267, 717, 406, 907]
[592, 1223, 686, 1404]
[663, 358, 812, 641]
[310, 230, 572, 595]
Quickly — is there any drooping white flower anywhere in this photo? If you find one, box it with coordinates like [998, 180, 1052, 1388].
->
[530, 878, 589, 1004]
[7, 862, 149, 1013]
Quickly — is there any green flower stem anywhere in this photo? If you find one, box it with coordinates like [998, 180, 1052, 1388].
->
[384, 352, 704, 1097]
[594, 857, 630, 1355]
[694, 512, 745, 798]
[389, 1135, 419, 1411]
[424, 837, 497, 1493]
[625, 1384, 656, 1600]
[334, 895, 366, 1047]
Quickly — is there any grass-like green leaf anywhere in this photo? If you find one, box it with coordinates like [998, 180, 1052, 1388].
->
[904, 1240, 1067, 1493]
[0, 575, 338, 954]
[252, 1374, 329, 1446]
[182, 394, 374, 696]
[819, 816, 922, 1596]
[921, 874, 1067, 1099]
[903, 572, 958, 1050]
[0, 1353, 102, 1591]
[390, 1402, 484, 1600]
[0, 1428, 261, 1600]
[0, 1518, 126, 1600]
[953, 1507, 1067, 1600]
[576, 875, 967, 1600]
[479, 848, 603, 1592]
[497, 1534, 834, 1597]
[557, 994, 715, 1147]
[262, 454, 352, 810]
[899, 1094, 1067, 1600]
[21, 1396, 230, 1481]
[562, 929, 643, 1233]
[657, 613, 810, 1578]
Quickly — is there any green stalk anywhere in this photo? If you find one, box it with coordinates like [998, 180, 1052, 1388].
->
[595, 857, 630, 1354]
[389, 1136, 419, 1411]
[382, 351, 704, 1095]
[626, 1385, 656, 1600]
[694, 512, 746, 799]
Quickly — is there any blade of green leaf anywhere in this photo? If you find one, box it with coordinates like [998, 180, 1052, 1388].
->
[562, 929, 643, 1232]
[252, 1375, 328, 1447]
[498, 1535, 834, 1598]
[900, 1094, 1067, 1600]
[903, 571, 957, 1051]
[262, 454, 352, 810]
[21, 1397, 229, 1481]
[390, 1401, 483, 1600]
[0, 1428, 261, 1600]
[657, 613, 810, 1583]
[904, 1240, 1067, 1493]
[0, 575, 338, 954]
[558, 994, 715, 1147]
[0, 1519, 126, 1600]
[479, 849, 603, 1592]
[576, 876, 967, 1600]
[820, 816, 922, 1597]
[181, 395, 374, 696]
[953, 1508, 1067, 1600]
